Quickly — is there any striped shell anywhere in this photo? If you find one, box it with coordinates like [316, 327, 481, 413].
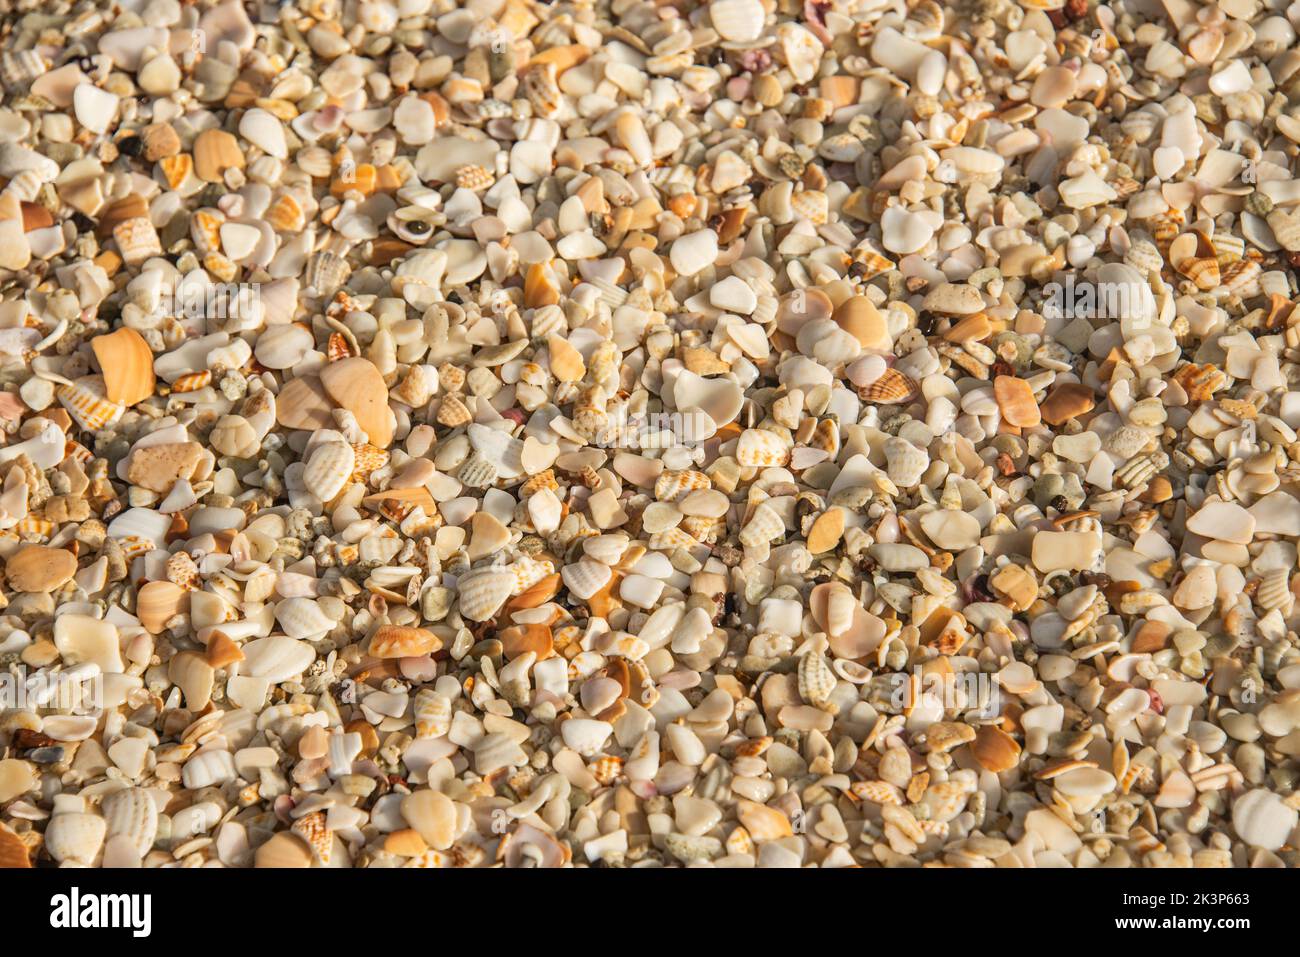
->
[858, 368, 919, 404]
[1256, 568, 1293, 612]
[351, 442, 389, 480]
[457, 567, 515, 621]
[45, 812, 106, 865]
[655, 469, 711, 502]
[58, 376, 125, 431]
[292, 811, 332, 865]
[414, 689, 451, 739]
[303, 440, 354, 502]
[171, 370, 212, 393]
[850, 780, 905, 805]
[511, 555, 554, 594]
[102, 787, 158, 859]
[738, 502, 785, 547]
[736, 428, 791, 468]
[798, 651, 836, 708]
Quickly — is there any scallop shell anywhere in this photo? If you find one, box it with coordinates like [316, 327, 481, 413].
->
[457, 452, 498, 488]
[739, 502, 785, 547]
[736, 429, 791, 468]
[561, 559, 613, 601]
[798, 651, 836, 708]
[655, 469, 711, 502]
[45, 812, 106, 865]
[457, 568, 515, 621]
[858, 368, 919, 404]
[370, 624, 441, 658]
[303, 440, 355, 502]
[57, 376, 125, 431]
[414, 688, 451, 739]
[583, 534, 630, 565]
[1256, 568, 1292, 612]
[648, 527, 700, 551]
[102, 788, 158, 859]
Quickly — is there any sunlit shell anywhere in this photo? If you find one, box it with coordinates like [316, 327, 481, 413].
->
[273, 598, 335, 641]
[171, 370, 212, 393]
[102, 787, 158, 859]
[797, 651, 836, 708]
[91, 327, 155, 406]
[303, 440, 355, 502]
[736, 429, 791, 468]
[738, 502, 785, 547]
[850, 780, 905, 805]
[45, 812, 106, 865]
[457, 567, 515, 621]
[57, 376, 125, 431]
[414, 688, 452, 739]
[169, 651, 215, 710]
[370, 624, 441, 658]
[858, 368, 919, 404]
[561, 558, 614, 601]
[292, 811, 332, 865]
[655, 469, 711, 502]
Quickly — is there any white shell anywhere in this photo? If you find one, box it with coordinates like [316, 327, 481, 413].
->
[739, 502, 784, 547]
[456, 568, 515, 621]
[561, 718, 613, 756]
[824, 583, 857, 638]
[303, 440, 355, 502]
[561, 559, 612, 601]
[274, 597, 335, 640]
[710, 0, 765, 42]
[736, 428, 790, 467]
[582, 534, 629, 565]
[414, 689, 451, 739]
[45, 812, 107, 865]
[467, 423, 525, 478]
[526, 488, 562, 533]
[242, 634, 317, 681]
[102, 787, 158, 858]
[181, 749, 236, 789]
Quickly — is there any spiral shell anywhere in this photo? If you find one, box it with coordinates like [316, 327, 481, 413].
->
[57, 376, 125, 431]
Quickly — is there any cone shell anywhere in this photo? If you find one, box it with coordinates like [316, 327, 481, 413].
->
[414, 688, 451, 739]
[45, 812, 106, 865]
[91, 327, 155, 406]
[58, 376, 125, 431]
[457, 567, 515, 621]
[736, 429, 791, 468]
[370, 624, 441, 658]
[304, 440, 355, 502]
[102, 787, 158, 859]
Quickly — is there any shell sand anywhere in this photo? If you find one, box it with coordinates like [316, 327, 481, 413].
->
[1, 0, 1300, 869]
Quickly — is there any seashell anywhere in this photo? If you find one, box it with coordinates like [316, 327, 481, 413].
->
[242, 636, 316, 682]
[414, 688, 451, 739]
[883, 437, 929, 488]
[467, 423, 525, 478]
[798, 651, 836, 709]
[1178, 255, 1220, 290]
[265, 194, 305, 232]
[561, 559, 613, 601]
[318, 357, 393, 448]
[91, 327, 155, 406]
[736, 799, 794, 840]
[561, 718, 613, 756]
[167, 550, 201, 590]
[169, 650, 215, 710]
[57, 376, 125, 431]
[254, 324, 314, 370]
[739, 502, 785, 547]
[254, 831, 313, 868]
[292, 811, 332, 865]
[858, 368, 919, 404]
[276, 376, 335, 432]
[102, 788, 158, 859]
[510, 555, 554, 594]
[45, 812, 106, 865]
[497, 822, 571, 868]
[971, 726, 1021, 773]
[583, 534, 630, 565]
[710, 0, 765, 43]
[669, 371, 743, 427]
[0, 822, 31, 868]
[274, 598, 335, 640]
[458, 453, 498, 488]
[370, 624, 441, 658]
[736, 429, 791, 468]
[136, 579, 188, 633]
[113, 216, 163, 266]
[5, 544, 76, 593]
[457, 567, 515, 621]
[654, 469, 711, 503]
[1255, 568, 1292, 613]
[303, 439, 355, 502]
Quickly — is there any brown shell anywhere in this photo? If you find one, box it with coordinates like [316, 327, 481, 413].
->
[276, 375, 336, 431]
[0, 822, 32, 868]
[319, 357, 393, 448]
[136, 580, 189, 633]
[91, 327, 155, 406]
[858, 368, 919, 404]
